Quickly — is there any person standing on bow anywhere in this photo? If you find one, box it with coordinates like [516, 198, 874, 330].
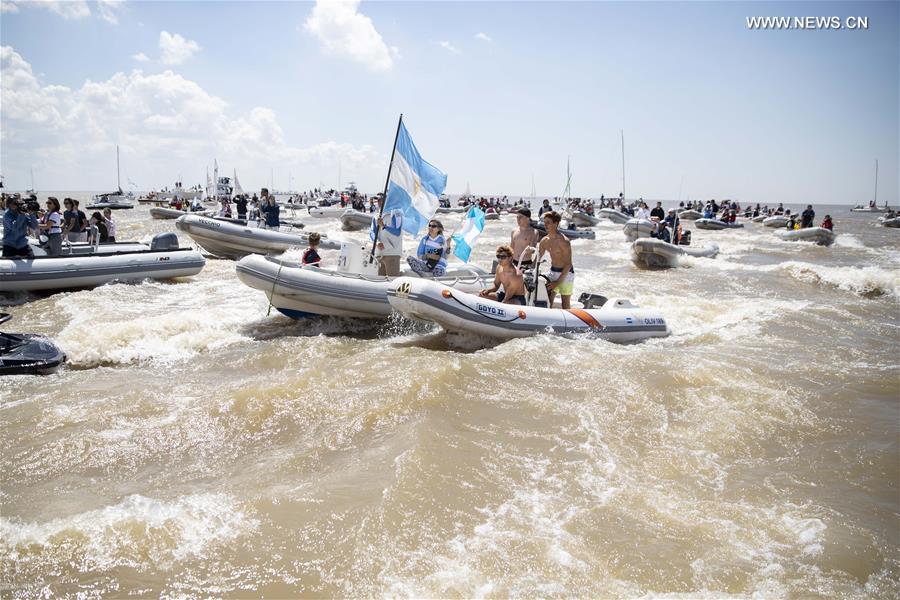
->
[538, 211, 574, 309]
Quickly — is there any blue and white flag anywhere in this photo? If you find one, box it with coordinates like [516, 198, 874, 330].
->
[382, 120, 447, 236]
[451, 206, 485, 263]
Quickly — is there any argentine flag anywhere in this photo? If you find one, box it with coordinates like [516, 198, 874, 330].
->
[451, 206, 486, 263]
[382, 121, 448, 236]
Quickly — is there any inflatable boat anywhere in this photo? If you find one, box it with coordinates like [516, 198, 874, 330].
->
[677, 209, 702, 220]
[1, 233, 206, 292]
[751, 214, 767, 223]
[436, 206, 468, 214]
[533, 221, 595, 240]
[235, 246, 491, 319]
[307, 205, 347, 218]
[339, 209, 373, 231]
[175, 214, 338, 260]
[880, 217, 900, 228]
[569, 211, 600, 227]
[850, 205, 886, 212]
[150, 207, 210, 219]
[596, 208, 631, 224]
[623, 218, 655, 242]
[386, 277, 669, 343]
[762, 215, 789, 228]
[631, 238, 719, 268]
[695, 218, 744, 230]
[484, 211, 501, 221]
[774, 227, 837, 246]
[0, 313, 66, 375]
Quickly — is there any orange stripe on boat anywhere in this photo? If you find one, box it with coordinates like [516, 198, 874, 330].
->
[567, 308, 603, 329]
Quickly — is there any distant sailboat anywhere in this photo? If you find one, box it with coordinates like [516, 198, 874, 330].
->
[233, 169, 245, 196]
[851, 159, 892, 212]
[89, 146, 134, 208]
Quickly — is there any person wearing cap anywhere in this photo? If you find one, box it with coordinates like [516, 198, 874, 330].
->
[652, 219, 671, 243]
[2, 196, 38, 258]
[510, 208, 540, 269]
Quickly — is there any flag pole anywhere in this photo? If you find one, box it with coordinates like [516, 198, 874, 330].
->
[370, 113, 403, 260]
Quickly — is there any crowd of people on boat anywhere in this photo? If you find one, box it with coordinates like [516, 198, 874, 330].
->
[2, 194, 117, 258]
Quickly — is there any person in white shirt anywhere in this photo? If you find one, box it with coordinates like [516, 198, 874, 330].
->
[371, 209, 403, 276]
[635, 202, 651, 221]
[39, 197, 63, 256]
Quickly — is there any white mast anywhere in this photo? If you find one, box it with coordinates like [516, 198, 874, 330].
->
[620, 130, 626, 202]
[874, 159, 879, 206]
[116, 145, 121, 191]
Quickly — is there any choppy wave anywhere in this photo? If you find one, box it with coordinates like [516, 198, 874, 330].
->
[779, 261, 900, 298]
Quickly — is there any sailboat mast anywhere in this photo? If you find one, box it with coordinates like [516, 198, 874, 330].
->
[874, 159, 879, 205]
[116, 145, 121, 190]
[621, 130, 626, 202]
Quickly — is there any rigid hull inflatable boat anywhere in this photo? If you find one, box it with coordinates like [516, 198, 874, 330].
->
[175, 214, 339, 260]
[695, 218, 744, 230]
[774, 227, 837, 246]
[0, 234, 205, 292]
[235, 246, 492, 319]
[386, 277, 670, 342]
[631, 238, 719, 268]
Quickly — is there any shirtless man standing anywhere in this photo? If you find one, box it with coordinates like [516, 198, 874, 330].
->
[480, 245, 527, 305]
[510, 208, 540, 269]
[538, 211, 574, 309]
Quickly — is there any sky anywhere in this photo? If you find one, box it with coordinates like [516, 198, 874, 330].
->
[1, 0, 897, 205]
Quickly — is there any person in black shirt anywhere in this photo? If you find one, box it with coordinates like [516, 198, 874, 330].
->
[650, 201, 665, 220]
[801, 205, 815, 229]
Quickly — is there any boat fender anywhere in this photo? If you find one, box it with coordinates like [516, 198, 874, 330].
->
[150, 232, 180, 251]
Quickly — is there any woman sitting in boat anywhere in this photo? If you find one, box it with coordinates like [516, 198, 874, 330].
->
[821, 215, 833, 231]
[479, 245, 527, 305]
[407, 219, 449, 277]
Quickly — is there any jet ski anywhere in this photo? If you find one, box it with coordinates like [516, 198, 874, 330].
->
[0, 313, 66, 375]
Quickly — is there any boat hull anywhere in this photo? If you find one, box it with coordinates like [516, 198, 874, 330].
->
[339, 209, 373, 231]
[774, 227, 837, 246]
[235, 254, 491, 319]
[0, 249, 205, 292]
[623, 218, 655, 242]
[695, 218, 744, 230]
[175, 214, 338, 260]
[631, 238, 719, 268]
[597, 208, 630, 224]
[763, 216, 789, 228]
[386, 277, 670, 342]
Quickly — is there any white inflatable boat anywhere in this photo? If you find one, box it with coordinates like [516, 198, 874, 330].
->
[533, 221, 595, 240]
[677, 209, 702, 220]
[880, 217, 900, 228]
[762, 215, 789, 228]
[436, 206, 468, 214]
[307, 205, 347, 218]
[596, 208, 631, 224]
[569, 211, 600, 227]
[751, 214, 767, 223]
[1, 233, 205, 292]
[175, 214, 339, 260]
[235, 247, 491, 319]
[695, 218, 744, 230]
[850, 206, 886, 213]
[623, 218, 655, 242]
[386, 277, 669, 343]
[774, 227, 837, 246]
[631, 238, 719, 268]
[150, 207, 210, 220]
[339, 209, 373, 231]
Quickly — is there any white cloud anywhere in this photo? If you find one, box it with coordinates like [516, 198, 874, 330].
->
[0, 0, 124, 21]
[0, 45, 380, 190]
[304, 0, 393, 72]
[438, 41, 461, 55]
[132, 52, 149, 63]
[159, 30, 201, 66]
[96, 0, 123, 24]
[475, 32, 492, 43]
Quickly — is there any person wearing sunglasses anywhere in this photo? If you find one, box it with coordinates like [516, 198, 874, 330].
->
[479, 245, 527, 305]
[407, 219, 448, 277]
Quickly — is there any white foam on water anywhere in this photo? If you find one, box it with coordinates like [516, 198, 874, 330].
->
[55, 274, 268, 366]
[1, 493, 258, 570]
[778, 261, 900, 298]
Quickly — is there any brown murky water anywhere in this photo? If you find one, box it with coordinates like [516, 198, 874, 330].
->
[2, 198, 898, 597]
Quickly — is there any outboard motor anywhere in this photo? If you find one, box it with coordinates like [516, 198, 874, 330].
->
[578, 293, 608, 309]
[679, 230, 692, 246]
[150, 232, 180, 251]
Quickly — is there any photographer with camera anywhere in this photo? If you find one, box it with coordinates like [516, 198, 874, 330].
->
[2, 195, 38, 258]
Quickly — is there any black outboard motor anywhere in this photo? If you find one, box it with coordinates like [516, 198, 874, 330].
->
[679, 230, 692, 246]
[578, 293, 608, 309]
[150, 232, 180, 251]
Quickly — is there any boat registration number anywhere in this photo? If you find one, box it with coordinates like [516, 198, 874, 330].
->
[477, 303, 506, 317]
[643, 317, 665, 326]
